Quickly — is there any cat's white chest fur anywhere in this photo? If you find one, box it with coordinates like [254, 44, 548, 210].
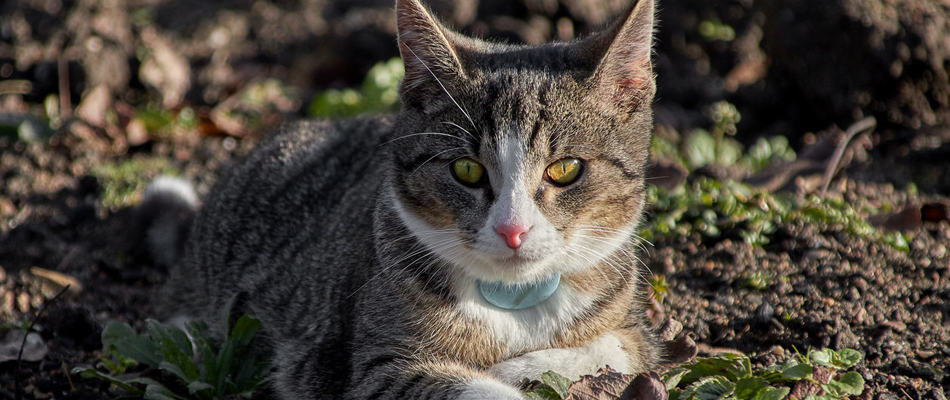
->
[455, 278, 633, 385]
[455, 278, 595, 354]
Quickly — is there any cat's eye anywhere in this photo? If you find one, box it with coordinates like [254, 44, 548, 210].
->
[545, 158, 583, 186]
[452, 158, 485, 186]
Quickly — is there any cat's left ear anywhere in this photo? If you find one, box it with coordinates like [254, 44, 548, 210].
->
[396, 0, 468, 107]
[589, 0, 656, 115]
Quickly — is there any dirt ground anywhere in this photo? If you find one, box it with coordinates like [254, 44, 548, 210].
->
[1, 0, 949, 399]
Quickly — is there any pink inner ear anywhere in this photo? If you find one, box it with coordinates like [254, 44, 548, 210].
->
[619, 75, 649, 90]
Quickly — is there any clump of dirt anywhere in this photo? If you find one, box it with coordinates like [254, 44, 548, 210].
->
[650, 181, 950, 396]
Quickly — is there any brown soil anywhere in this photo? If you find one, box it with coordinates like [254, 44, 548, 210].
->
[1, 0, 949, 399]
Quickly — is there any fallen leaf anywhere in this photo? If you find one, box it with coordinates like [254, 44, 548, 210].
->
[868, 205, 922, 232]
[565, 369, 668, 400]
[30, 267, 83, 297]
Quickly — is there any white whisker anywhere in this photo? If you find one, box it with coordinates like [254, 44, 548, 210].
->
[405, 46, 478, 133]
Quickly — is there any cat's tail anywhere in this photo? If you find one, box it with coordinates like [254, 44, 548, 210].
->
[134, 176, 199, 269]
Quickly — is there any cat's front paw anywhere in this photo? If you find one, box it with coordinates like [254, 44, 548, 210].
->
[458, 378, 525, 400]
[488, 334, 632, 385]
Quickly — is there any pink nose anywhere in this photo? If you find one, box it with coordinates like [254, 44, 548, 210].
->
[496, 224, 531, 249]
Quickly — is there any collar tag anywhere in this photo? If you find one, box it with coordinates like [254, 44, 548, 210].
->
[478, 273, 561, 310]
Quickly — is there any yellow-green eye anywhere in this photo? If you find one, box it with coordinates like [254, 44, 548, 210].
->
[452, 158, 485, 186]
[546, 158, 583, 186]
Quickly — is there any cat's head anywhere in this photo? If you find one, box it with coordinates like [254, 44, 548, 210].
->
[387, 0, 655, 286]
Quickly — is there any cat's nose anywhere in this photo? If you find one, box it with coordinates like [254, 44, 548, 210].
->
[496, 224, 531, 249]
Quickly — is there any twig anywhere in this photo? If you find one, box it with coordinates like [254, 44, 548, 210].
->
[62, 361, 76, 392]
[58, 55, 71, 118]
[15, 284, 71, 400]
[819, 116, 876, 197]
[0, 80, 32, 95]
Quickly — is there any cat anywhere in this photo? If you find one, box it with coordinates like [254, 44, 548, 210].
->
[155, 0, 660, 398]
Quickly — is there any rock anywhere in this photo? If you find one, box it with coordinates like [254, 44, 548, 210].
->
[0, 330, 48, 363]
[75, 85, 112, 127]
[138, 27, 191, 108]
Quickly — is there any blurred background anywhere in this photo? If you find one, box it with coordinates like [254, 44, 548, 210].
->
[1, 1, 950, 398]
[2, 0, 949, 193]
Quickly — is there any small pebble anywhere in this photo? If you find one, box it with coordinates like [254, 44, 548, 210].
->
[17, 292, 31, 313]
[755, 302, 774, 323]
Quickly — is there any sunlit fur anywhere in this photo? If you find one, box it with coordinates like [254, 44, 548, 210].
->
[164, 0, 660, 399]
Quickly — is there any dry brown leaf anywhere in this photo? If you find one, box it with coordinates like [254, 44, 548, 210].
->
[30, 267, 83, 297]
[564, 369, 668, 400]
[868, 204, 922, 232]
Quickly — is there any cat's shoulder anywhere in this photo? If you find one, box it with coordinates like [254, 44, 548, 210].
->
[259, 114, 397, 158]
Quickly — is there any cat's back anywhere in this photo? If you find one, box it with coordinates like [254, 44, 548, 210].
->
[178, 115, 395, 329]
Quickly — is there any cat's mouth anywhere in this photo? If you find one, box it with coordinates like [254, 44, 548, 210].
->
[460, 248, 558, 284]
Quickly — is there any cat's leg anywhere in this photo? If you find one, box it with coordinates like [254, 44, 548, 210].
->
[488, 330, 656, 385]
[272, 342, 526, 400]
[346, 360, 526, 400]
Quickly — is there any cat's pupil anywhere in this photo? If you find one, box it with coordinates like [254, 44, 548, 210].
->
[452, 158, 485, 187]
[545, 158, 583, 186]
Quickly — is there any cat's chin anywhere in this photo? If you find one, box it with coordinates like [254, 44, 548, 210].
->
[461, 252, 561, 285]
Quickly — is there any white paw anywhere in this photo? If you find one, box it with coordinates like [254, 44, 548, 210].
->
[458, 378, 525, 400]
[489, 334, 632, 385]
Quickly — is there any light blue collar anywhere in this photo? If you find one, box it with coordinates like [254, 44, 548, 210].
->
[478, 273, 561, 310]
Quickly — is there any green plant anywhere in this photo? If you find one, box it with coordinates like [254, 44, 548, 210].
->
[309, 57, 405, 118]
[91, 157, 178, 210]
[74, 314, 267, 400]
[649, 275, 670, 303]
[641, 177, 792, 246]
[741, 272, 770, 291]
[642, 177, 912, 252]
[134, 104, 198, 138]
[655, 101, 795, 174]
[524, 371, 573, 399]
[664, 348, 865, 400]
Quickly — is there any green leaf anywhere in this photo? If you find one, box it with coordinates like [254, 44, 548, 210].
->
[187, 380, 215, 395]
[540, 371, 572, 398]
[525, 387, 563, 400]
[685, 129, 717, 169]
[734, 377, 768, 398]
[679, 354, 752, 385]
[229, 315, 261, 348]
[822, 371, 864, 396]
[159, 361, 196, 384]
[687, 376, 736, 400]
[144, 382, 186, 400]
[781, 363, 813, 381]
[809, 349, 833, 368]
[72, 367, 146, 395]
[102, 321, 162, 368]
[215, 339, 236, 391]
[148, 321, 199, 381]
[834, 349, 863, 368]
[664, 368, 690, 390]
[753, 387, 790, 400]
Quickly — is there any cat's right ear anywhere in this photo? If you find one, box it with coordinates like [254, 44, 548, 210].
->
[396, 0, 467, 107]
[586, 0, 656, 117]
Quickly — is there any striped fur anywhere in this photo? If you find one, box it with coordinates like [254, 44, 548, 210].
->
[166, 0, 659, 398]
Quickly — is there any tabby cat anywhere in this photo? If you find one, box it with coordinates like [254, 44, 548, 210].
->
[157, 0, 660, 398]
